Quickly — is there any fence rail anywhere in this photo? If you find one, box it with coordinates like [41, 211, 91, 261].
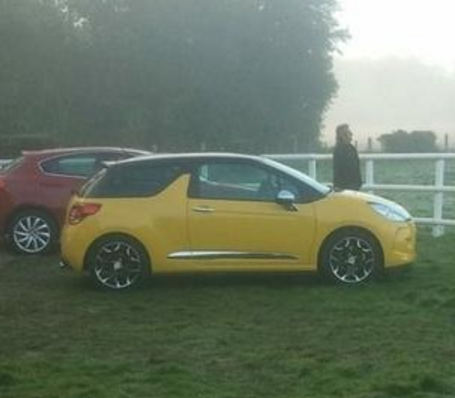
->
[265, 153, 455, 236]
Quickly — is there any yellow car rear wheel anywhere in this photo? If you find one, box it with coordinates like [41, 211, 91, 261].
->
[86, 234, 149, 290]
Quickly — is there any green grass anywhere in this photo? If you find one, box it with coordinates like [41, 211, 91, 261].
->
[1, 230, 455, 398]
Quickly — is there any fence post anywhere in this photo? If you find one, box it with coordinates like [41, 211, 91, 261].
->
[308, 158, 317, 180]
[365, 159, 374, 193]
[433, 159, 445, 237]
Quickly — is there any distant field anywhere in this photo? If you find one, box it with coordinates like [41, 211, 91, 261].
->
[279, 158, 455, 222]
[1, 231, 455, 398]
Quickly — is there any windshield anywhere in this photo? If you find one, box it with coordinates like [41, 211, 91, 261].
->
[0, 157, 24, 174]
[261, 157, 331, 195]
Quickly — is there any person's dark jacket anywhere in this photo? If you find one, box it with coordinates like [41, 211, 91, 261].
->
[333, 143, 362, 190]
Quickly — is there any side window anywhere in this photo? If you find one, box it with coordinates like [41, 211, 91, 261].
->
[41, 155, 99, 177]
[192, 162, 301, 202]
[86, 163, 184, 198]
[41, 152, 132, 178]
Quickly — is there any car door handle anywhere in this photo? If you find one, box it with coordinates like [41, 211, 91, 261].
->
[192, 205, 215, 213]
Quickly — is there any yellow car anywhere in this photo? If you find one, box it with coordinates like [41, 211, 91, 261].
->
[61, 153, 416, 290]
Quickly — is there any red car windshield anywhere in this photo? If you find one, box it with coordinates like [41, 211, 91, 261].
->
[0, 157, 24, 174]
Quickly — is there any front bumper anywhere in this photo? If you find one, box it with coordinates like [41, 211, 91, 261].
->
[384, 221, 416, 268]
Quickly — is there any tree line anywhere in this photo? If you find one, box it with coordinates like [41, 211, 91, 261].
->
[0, 0, 345, 156]
[377, 130, 439, 153]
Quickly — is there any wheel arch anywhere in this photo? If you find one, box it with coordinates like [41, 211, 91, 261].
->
[83, 232, 152, 274]
[317, 226, 385, 272]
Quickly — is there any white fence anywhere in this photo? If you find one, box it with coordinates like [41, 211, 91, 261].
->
[266, 153, 455, 236]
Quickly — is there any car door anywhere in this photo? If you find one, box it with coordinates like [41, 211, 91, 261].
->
[186, 159, 317, 269]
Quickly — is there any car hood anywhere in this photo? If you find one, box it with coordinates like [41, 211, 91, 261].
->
[330, 189, 411, 216]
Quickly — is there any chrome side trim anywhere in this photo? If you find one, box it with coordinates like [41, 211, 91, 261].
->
[192, 206, 215, 213]
[168, 251, 298, 260]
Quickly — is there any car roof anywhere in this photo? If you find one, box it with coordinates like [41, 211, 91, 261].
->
[110, 152, 264, 167]
[21, 147, 150, 159]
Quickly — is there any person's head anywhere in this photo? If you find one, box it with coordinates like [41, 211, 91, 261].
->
[336, 124, 352, 145]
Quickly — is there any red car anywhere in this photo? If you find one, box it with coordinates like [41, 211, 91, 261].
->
[0, 147, 149, 254]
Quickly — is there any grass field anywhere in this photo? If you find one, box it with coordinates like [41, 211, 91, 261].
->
[1, 230, 455, 398]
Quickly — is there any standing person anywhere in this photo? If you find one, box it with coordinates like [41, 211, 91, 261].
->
[332, 123, 362, 190]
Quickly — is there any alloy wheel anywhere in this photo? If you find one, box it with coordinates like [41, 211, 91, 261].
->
[12, 215, 52, 254]
[92, 240, 145, 290]
[327, 236, 375, 284]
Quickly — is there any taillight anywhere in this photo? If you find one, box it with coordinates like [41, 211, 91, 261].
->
[0, 178, 5, 190]
[69, 203, 102, 225]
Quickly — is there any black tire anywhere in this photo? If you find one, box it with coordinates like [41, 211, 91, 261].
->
[86, 235, 149, 290]
[319, 229, 383, 285]
[8, 210, 57, 255]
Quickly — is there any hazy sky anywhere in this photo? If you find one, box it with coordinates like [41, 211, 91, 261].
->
[323, 0, 455, 148]
[336, 0, 455, 71]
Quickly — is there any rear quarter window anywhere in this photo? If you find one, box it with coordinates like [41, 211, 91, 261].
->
[40, 152, 131, 178]
[41, 156, 98, 177]
[84, 163, 184, 198]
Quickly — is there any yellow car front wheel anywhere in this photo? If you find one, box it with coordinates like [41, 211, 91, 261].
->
[320, 229, 383, 285]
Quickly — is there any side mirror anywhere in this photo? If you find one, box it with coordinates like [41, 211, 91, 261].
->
[276, 190, 298, 211]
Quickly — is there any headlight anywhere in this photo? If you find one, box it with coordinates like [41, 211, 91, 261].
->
[369, 202, 411, 222]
